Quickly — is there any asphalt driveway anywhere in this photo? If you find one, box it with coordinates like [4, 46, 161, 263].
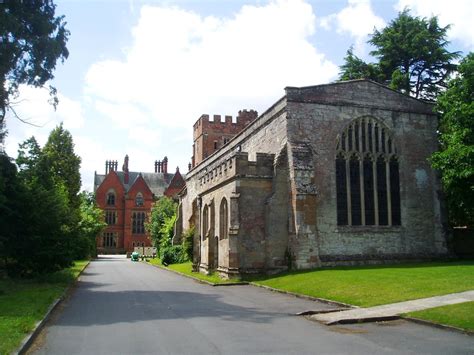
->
[30, 255, 473, 354]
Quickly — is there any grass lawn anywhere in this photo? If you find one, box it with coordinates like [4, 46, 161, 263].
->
[249, 261, 474, 307]
[147, 259, 241, 284]
[406, 301, 474, 332]
[0, 260, 89, 355]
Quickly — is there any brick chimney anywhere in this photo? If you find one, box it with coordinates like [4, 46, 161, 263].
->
[123, 154, 129, 184]
[163, 156, 168, 174]
[105, 160, 118, 174]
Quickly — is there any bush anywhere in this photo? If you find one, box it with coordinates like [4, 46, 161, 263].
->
[182, 226, 195, 262]
[161, 245, 187, 265]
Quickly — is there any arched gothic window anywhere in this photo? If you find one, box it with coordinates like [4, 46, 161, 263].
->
[336, 117, 401, 226]
[219, 198, 228, 239]
[106, 190, 116, 206]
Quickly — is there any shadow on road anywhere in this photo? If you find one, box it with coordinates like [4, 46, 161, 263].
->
[57, 281, 278, 327]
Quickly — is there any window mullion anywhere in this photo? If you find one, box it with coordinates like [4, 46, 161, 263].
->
[359, 157, 365, 225]
[345, 159, 352, 225]
[373, 159, 379, 225]
[386, 160, 392, 226]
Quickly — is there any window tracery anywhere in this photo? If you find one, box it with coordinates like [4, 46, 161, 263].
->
[336, 117, 401, 226]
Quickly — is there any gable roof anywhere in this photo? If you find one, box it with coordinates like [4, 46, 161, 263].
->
[285, 79, 435, 115]
[94, 170, 186, 197]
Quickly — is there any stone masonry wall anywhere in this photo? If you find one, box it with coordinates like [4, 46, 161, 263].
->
[285, 81, 448, 265]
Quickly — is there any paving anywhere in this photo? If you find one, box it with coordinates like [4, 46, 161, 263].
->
[29, 255, 474, 355]
[312, 290, 474, 325]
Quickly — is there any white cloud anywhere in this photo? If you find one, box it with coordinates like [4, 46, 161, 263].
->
[396, 0, 474, 49]
[319, 0, 385, 55]
[80, 0, 339, 184]
[4, 85, 85, 158]
[85, 0, 338, 132]
[6, 1, 340, 192]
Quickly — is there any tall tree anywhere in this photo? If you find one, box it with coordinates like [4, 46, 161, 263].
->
[339, 9, 460, 100]
[0, 0, 69, 141]
[42, 123, 81, 208]
[431, 53, 474, 226]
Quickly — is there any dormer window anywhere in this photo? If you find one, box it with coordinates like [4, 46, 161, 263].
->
[135, 192, 144, 206]
[106, 190, 116, 206]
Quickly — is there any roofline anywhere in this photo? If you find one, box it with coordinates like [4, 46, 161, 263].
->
[286, 79, 436, 107]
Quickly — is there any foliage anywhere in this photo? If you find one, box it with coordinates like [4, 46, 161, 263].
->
[158, 214, 183, 264]
[0, 260, 88, 355]
[42, 123, 82, 209]
[146, 198, 191, 265]
[431, 53, 474, 226]
[339, 8, 460, 100]
[76, 192, 106, 259]
[0, 153, 24, 267]
[0, 0, 69, 141]
[339, 46, 382, 82]
[182, 226, 195, 262]
[249, 261, 474, 307]
[1, 124, 85, 276]
[146, 197, 177, 250]
[406, 301, 474, 331]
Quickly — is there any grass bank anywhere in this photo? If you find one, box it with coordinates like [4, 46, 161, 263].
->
[147, 259, 241, 284]
[0, 260, 89, 355]
[406, 301, 474, 332]
[249, 261, 474, 307]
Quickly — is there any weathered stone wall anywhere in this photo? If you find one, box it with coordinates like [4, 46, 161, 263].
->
[264, 147, 290, 272]
[285, 81, 448, 265]
[179, 80, 449, 277]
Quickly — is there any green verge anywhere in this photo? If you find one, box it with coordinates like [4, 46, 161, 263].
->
[0, 260, 89, 355]
[405, 301, 474, 332]
[147, 259, 240, 284]
[248, 261, 474, 307]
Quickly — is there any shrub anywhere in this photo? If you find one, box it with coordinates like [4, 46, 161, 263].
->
[182, 226, 195, 262]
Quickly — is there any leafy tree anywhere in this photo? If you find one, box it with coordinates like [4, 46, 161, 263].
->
[76, 192, 106, 259]
[146, 197, 177, 249]
[0, 1, 69, 141]
[431, 53, 474, 226]
[339, 9, 460, 100]
[5, 139, 74, 276]
[42, 123, 81, 208]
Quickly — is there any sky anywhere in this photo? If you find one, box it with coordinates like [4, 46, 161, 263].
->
[3, 0, 473, 191]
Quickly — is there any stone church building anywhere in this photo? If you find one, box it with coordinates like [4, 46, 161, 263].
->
[174, 79, 449, 278]
[94, 155, 185, 254]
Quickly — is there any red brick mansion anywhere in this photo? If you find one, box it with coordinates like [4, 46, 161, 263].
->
[94, 155, 185, 254]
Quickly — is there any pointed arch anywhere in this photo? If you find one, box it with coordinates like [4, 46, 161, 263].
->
[336, 116, 401, 226]
[219, 197, 228, 240]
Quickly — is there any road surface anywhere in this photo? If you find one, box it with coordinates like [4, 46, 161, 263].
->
[30, 255, 473, 354]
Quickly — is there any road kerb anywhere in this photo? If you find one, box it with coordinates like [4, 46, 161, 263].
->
[14, 260, 91, 355]
[402, 316, 474, 336]
[143, 260, 248, 286]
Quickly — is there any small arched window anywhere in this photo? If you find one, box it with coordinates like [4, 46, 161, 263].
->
[135, 192, 144, 206]
[219, 198, 228, 239]
[106, 190, 116, 206]
[335, 117, 401, 226]
[202, 205, 209, 238]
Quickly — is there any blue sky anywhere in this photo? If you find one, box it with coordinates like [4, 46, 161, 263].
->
[4, 0, 473, 191]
